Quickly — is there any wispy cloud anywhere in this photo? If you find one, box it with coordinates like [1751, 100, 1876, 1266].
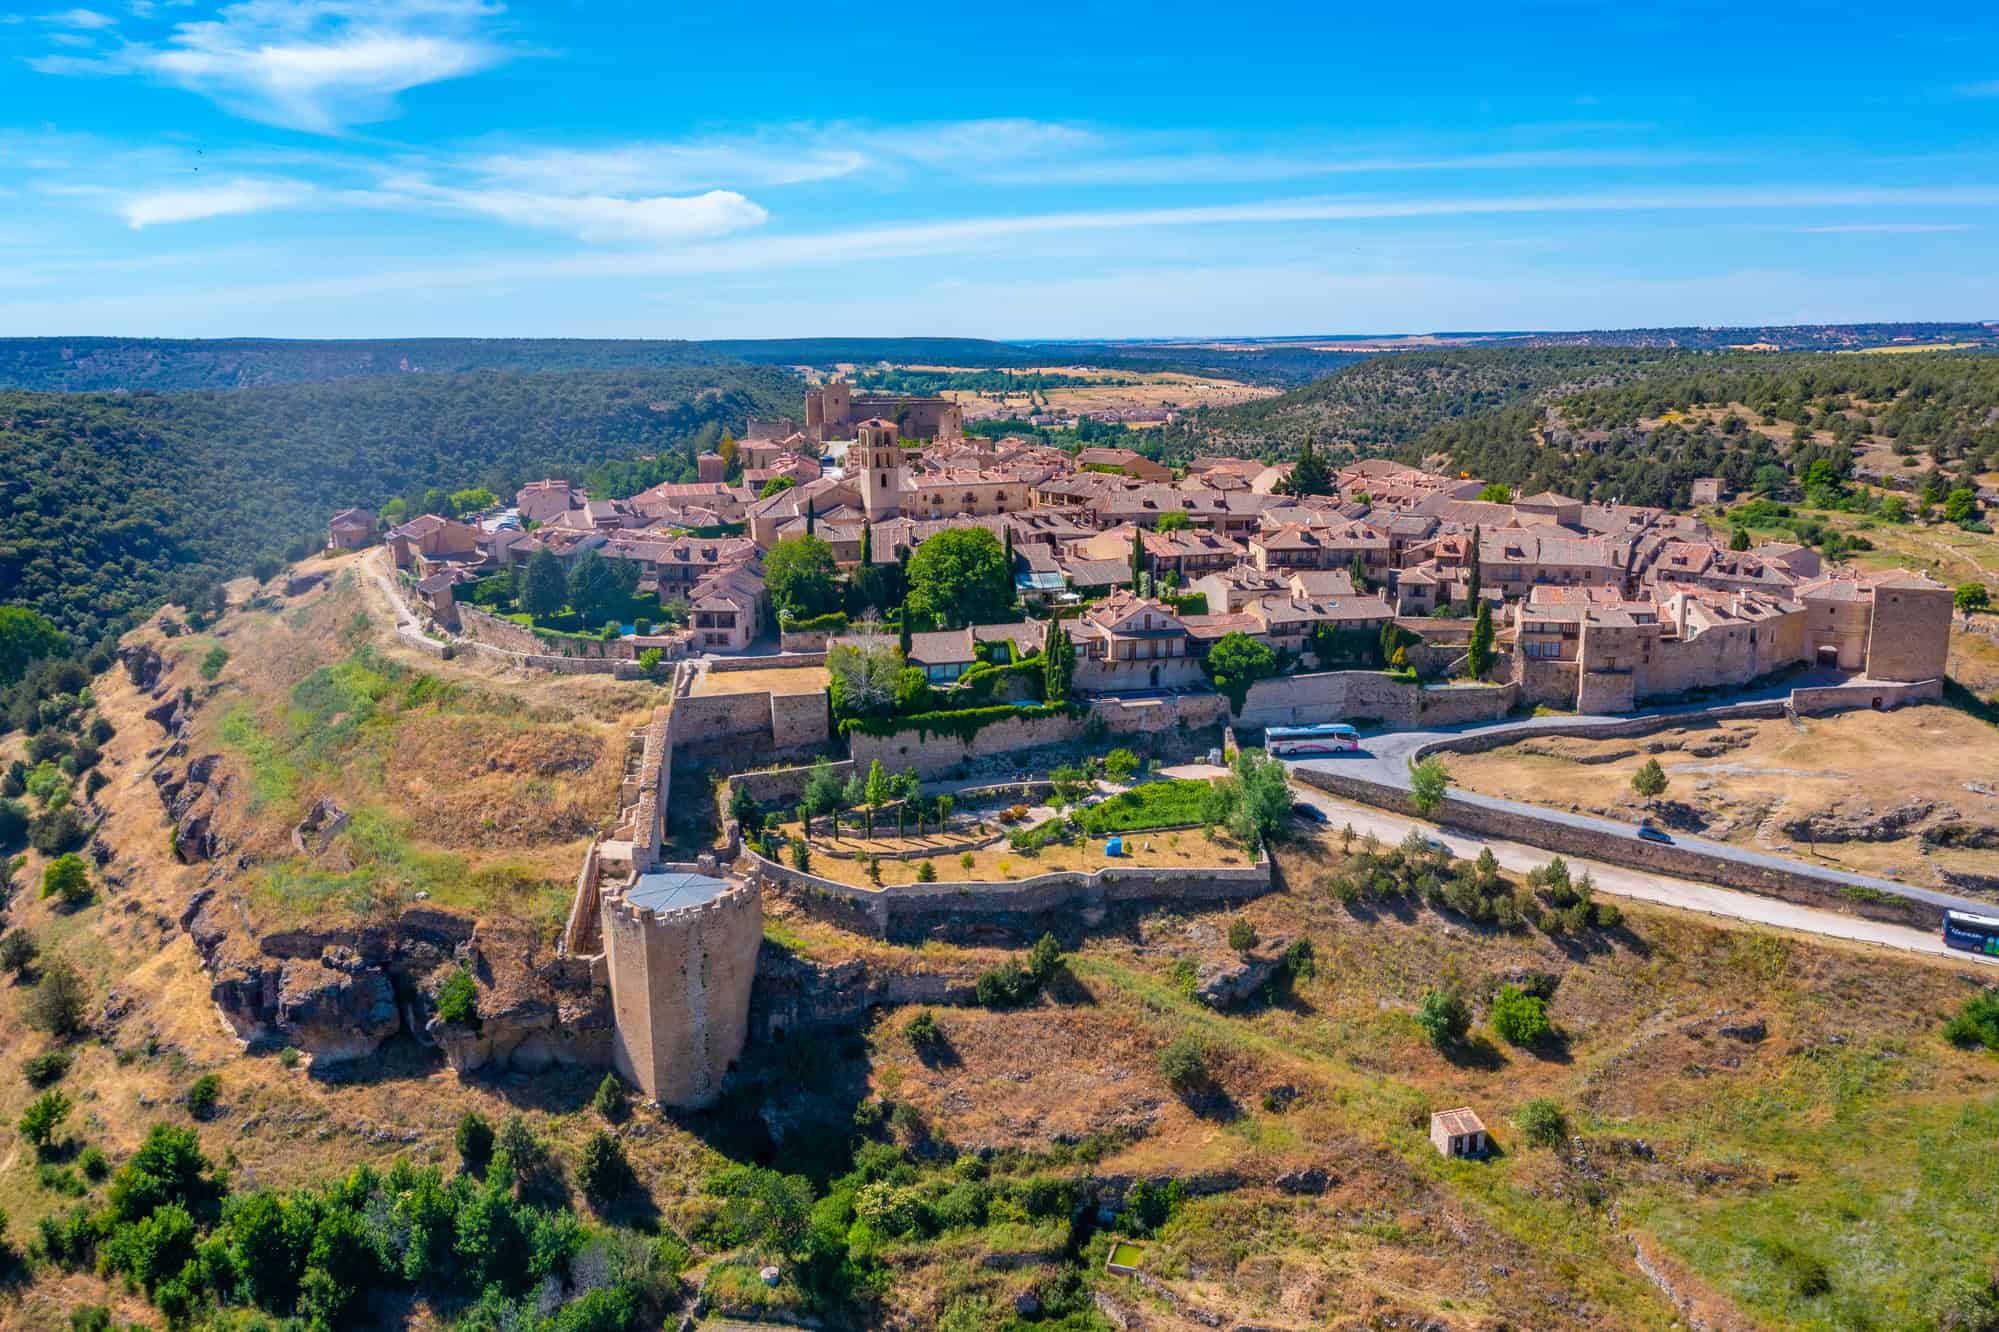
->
[30, 0, 514, 133]
[121, 177, 314, 227]
[1792, 222, 1978, 233]
[41, 7, 118, 28]
[365, 175, 769, 244]
[467, 140, 867, 194]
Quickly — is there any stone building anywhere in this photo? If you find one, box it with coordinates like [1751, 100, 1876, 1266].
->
[805, 379, 964, 444]
[327, 508, 376, 550]
[1431, 1107, 1489, 1158]
[600, 868, 762, 1109]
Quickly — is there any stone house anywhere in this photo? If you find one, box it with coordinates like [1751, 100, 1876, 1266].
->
[1075, 446, 1171, 481]
[1431, 1107, 1488, 1158]
[387, 514, 482, 573]
[327, 508, 376, 551]
[1066, 591, 1206, 693]
[516, 479, 582, 524]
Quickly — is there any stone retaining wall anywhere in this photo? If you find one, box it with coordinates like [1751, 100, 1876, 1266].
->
[1236, 670, 1516, 729]
[1289, 765, 1939, 931]
[746, 849, 1272, 938]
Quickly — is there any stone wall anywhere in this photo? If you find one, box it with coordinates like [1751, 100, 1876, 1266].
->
[1234, 671, 1516, 729]
[601, 872, 762, 1108]
[1790, 677, 1941, 713]
[459, 605, 633, 660]
[728, 759, 858, 809]
[747, 851, 1273, 939]
[1866, 584, 1953, 682]
[668, 691, 774, 771]
[779, 627, 839, 652]
[847, 709, 1088, 778]
[771, 690, 832, 750]
[708, 651, 829, 673]
[1289, 764, 1943, 931]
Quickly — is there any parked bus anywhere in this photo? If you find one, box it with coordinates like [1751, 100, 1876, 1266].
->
[1943, 908, 1999, 957]
[1264, 723, 1360, 757]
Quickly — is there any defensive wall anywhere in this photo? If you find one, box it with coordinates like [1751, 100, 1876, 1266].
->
[1235, 670, 1518, 729]
[744, 849, 1273, 940]
[845, 692, 1228, 779]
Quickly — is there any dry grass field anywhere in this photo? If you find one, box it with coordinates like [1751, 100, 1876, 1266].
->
[689, 663, 829, 697]
[770, 819, 1251, 887]
[1446, 704, 1999, 888]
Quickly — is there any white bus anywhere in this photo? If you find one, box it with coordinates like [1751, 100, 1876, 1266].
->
[1264, 723, 1360, 757]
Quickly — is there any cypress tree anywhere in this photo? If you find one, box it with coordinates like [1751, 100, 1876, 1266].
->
[1130, 528, 1145, 589]
[859, 520, 872, 565]
[1466, 524, 1482, 608]
[1468, 598, 1494, 678]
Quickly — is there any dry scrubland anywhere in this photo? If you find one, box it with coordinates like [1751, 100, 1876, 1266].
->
[925, 366, 1278, 424]
[5, 558, 1999, 1329]
[1447, 705, 1999, 890]
[773, 820, 1251, 888]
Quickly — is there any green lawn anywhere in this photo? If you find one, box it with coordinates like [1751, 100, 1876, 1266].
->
[1078, 779, 1211, 835]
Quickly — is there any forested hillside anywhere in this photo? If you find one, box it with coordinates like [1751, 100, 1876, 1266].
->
[1156, 345, 1685, 462]
[0, 365, 793, 642]
[1511, 321, 1999, 351]
[1417, 350, 1999, 508]
[0, 337, 765, 394]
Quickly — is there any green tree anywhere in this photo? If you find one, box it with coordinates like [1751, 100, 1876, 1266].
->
[1278, 439, 1333, 497]
[576, 1131, 634, 1205]
[185, 1072, 221, 1118]
[1956, 583, 1991, 613]
[1155, 1033, 1214, 1092]
[521, 549, 567, 619]
[765, 534, 841, 619]
[1631, 757, 1669, 803]
[1104, 748, 1139, 782]
[1465, 524, 1482, 606]
[1490, 984, 1551, 1046]
[1944, 488, 1978, 524]
[40, 852, 89, 906]
[1042, 615, 1076, 700]
[1204, 631, 1278, 712]
[1476, 482, 1513, 503]
[1408, 756, 1451, 817]
[455, 1111, 495, 1172]
[903, 1009, 941, 1049]
[0, 927, 38, 974]
[1416, 988, 1469, 1049]
[759, 475, 797, 499]
[906, 528, 1014, 628]
[1729, 527, 1753, 551]
[1467, 598, 1493, 678]
[1154, 510, 1191, 531]
[0, 607, 70, 689]
[1515, 1097, 1567, 1148]
[566, 550, 629, 622]
[25, 956, 89, 1039]
[435, 966, 479, 1027]
[863, 758, 891, 840]
[1130, 526, 1146, 587]
[1202, 748, 1291, 849]
[449, 487, 499, 515]
[17, 1088, 70, 1152]
[1227, 918, 1257, 952]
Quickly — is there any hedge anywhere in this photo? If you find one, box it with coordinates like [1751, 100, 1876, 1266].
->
[781, 610, 850, 633]
[839, 700, 1085, 743]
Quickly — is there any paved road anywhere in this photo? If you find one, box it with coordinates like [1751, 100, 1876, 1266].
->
[1286, 683, 1997, 921]
[1282, 782, 1994, 966]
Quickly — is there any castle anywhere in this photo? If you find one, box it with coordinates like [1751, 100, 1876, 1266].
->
[804, 378, 963, 444]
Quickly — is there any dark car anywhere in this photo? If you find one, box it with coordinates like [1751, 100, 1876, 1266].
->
[1636, 823, 1672, 844]
[1291, 801, 1330, 824]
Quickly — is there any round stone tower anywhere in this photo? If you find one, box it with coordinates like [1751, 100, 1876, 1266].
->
[601, 867, 761, 1109]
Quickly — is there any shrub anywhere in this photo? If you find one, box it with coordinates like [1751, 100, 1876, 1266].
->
[1104, 748, 1139, 782]
[18, 1088, 71, 1152]
[185, 1073, 220, 1119]
[637, 646, 664, 673]
[1490, 985, 1552, 1046]
[1027, 932, 1063, 982]
[1227, 918, 1258, 952]
[902, 1009, 941, 1049]
[199, 645, 229, 681]
[1416, 988, 1469, 1050]
[1155, 1033, 1215, 1093]
[435, 966, 479, 1027]
[455, 1111, 495, 1172]
[576, 1131, 634, 1205]
[25, 957, 89, 1039]
[915, 859, 936, 882]
[975, 960, 1035, 1009]
[24, 1048, 72, 1087]
[80, 1145, 109, 1182]
[1515, 1097, 1568, 1148]
[1943, 991, 1999, 1051]
[789, 836, 811, 873]
[0, 927, 38, 974]
[40, 852, 90, 906]
[592, 1072, 628, 1122]
[278, 1045, 300, 1068]
[0, 798, 26, 850]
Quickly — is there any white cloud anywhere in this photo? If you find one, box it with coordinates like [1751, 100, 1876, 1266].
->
[1792, 222, 1978, 234]
[41, 8, 118, 28]
[33, 0, 513, 133]
[366, 176, 769, 244]
[121, 177, 312, 227]
[468, 140, 866, 194]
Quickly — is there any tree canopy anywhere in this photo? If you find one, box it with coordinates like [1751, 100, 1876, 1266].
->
[765, 535, 842, 620]
[904, 528, 1013, 629]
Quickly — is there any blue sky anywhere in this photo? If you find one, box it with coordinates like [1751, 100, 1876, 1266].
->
[2, 0, 1997, 339]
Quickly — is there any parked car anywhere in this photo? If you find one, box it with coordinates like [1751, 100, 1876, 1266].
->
[1636, 823, 1672, 844]
[1291, 801, 1329, 824]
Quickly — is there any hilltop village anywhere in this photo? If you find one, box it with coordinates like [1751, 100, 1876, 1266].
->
[313, 379, 1967, 1119]
[353, 378, 1953, 715]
